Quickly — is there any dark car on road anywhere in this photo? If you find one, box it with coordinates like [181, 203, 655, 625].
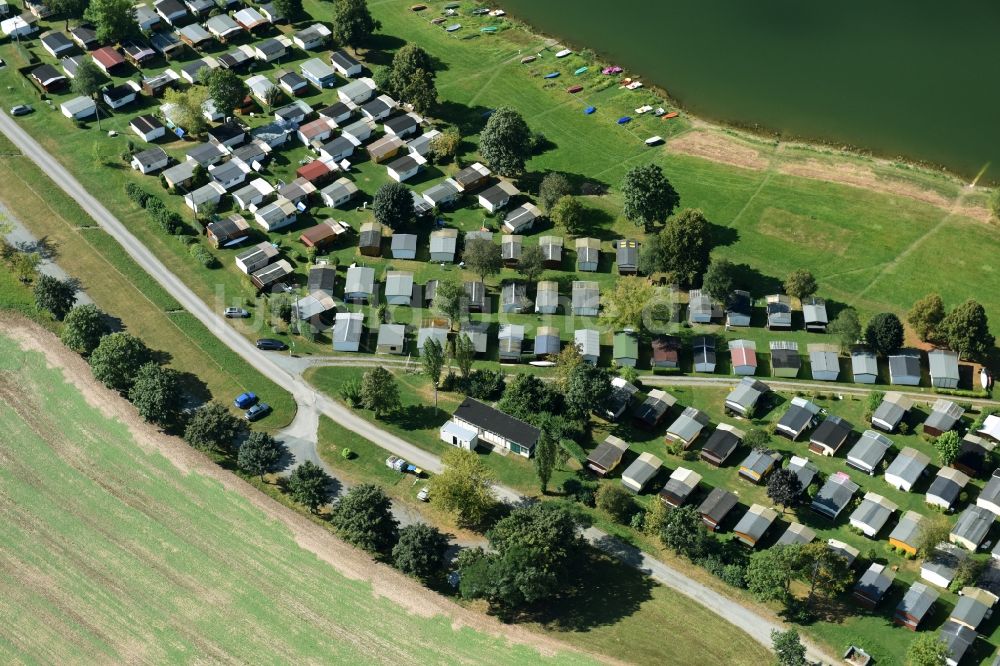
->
[245, 403, 271, 421]
[256, 338, 287, 351]
[234, 392, 257, 409]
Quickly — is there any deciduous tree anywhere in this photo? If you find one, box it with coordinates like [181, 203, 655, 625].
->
[61, 304, 110, 355]
[432, 448, 496, 527]
[393, 523, 449, 581]
[829, 307, 862, 352]
[84, 0, 136, 44]
[330, 0, 380, 49]
[421, 336, 444, 406]
[33, 274, 77, 320]
[563, 363, 611, 422]
[128, 362, 182, 426]
[433, 278, 466, 328]
[71, 58, 105, 99]
[941, 299, 995, 360]
[49, 0, 87, 28]
[164, 86, 210, 136]
[10, 251, 40, 283]
[766, 467, 803, 512]
[907, 293, 946, 343]
[702, 258, 738, 305]
[783, 269, 817, 302]
[463, 237, 502, 282]
[661, 505, 713, 561]
[538, 172, 572, 212]
[497, 373, 559, 421]
[271, 0, 302, 21]
[905, 634, 949, 666]
[641, 209, 711, 285]
[745, 544, 799, 603]
[89, 332, 152, 392]
[387, 44, 437, 113]
[478, 107, 532, 176]
[359, 366, 401, 418]
[771, 629, 807, 666]
[204, 68, 248, 119]
[916, 514, 952, 557]
[183, 401, 243, 452]
[620, 164, 679, 230]
[533, 434, 559, 493]
[516, 244, 545, 282]
[864, 312, 904, 357]
[595, 483, 634, 523]
[601, 275, 654, 330]
[372, 182, 415, 229]
[331, 483, 399, 553]
[287, 460, 331, 513]
[795, 541, 852, 609]
[550, 195, 585, 236]
[237, 431, 282, 480]
[452, 333, 475, 378]
[429, 127, 460, 163]
[553, 342, 584, 390]
[934, 430, 961, 466]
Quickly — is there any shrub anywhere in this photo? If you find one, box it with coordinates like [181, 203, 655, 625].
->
[561, 477, 598, 507]
[595, 484, 635, 523]
[721, 564, 747, 588]
[189, 243, 219, 268]
[125, 182, 151, 207]
[463, 369, 505, 400]
[340, 377, 362, 407]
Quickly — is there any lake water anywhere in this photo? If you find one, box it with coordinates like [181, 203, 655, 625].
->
[500, 0, 1000, 182]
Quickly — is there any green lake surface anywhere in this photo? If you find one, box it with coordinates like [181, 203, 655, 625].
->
[500, 0, 1000, 182]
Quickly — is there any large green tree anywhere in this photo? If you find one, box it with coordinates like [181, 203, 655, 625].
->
[458, 503, 584, 617]
[84, 0, 136, 44]
[550, 195, 585, 236]
[538, 172, 572, 212]
[33, 274, 77, 320]
[287, 461, 332, 513]
[702, 258, 738, 305]
[478, 107, 532, 176]
[828, 308, 862, 352]
[766, 467, 803, 512]
[595, 483, 635, 523]
[432, 448, 496, 528]
[783, 269, 817, 302]
[601, 275, 654, 330]
[532, 433, 559, 494]
[620, 164, 679, 230]
[60, 304, 109, 355]
[387, 44, 437, 114]
[463, 237, 503, 282]
[331, 483, 399, 554]
[941, 299, 995, 360]
[864, 312, 904, 357]
[164, 87, 210, 136]
[907, 293, 946, 343]
[497, 373, 559, 421]
[359, 366, 401, 418]
[433, 278, 466, 328]
[71, 58, 105, 99]
[392, 523, 449, 581]
[563, 363, 611, 422]
[934, 430, 961, 466]
[49, 0, 87, 28]
[905, 634, 949, 666]
[745, 544, 800, 603]
[795, 541, 852, 610]
[128, 362, 182, 426]
[331, 0, 380, 49]
[271, 0, 303, 21]
[516, 244, 545, 283]
[203, 68, 248, 119]
[237, 431, 283, 480]
[89, 332, 152, 392]
[183, 402, 243, 452]
[639, 209, 711, 285]
[660, 505, 713, 560]
[372, 182, 416, 229]
[771, 629, 807, 666]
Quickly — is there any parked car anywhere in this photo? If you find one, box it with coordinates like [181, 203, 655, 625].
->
[245, 403, 271, 421]
[234, 392, 257, 409]
[225, 307, 250, 318]
[10, 104, 33, 116]
[417, 487, 430, 502]
[256, 338, 287, 350]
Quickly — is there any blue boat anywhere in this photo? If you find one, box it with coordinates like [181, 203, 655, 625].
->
[543, 72, 560, 79]
[617, 116, 632, 125]
[584, 106, 596, 115]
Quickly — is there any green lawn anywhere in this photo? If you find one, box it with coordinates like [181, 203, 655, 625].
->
[0, 329, 595, 665]
[0, 137, 295, 428]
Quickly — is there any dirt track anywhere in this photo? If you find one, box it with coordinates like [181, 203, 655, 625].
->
[0, 315, 614, 664]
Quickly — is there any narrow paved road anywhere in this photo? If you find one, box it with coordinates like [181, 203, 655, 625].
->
[0, 111, 834, 664]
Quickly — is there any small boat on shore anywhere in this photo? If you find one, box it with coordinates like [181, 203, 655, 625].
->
[445, 23, 461, 32]
[602, 66, 623, 75]
[543, 72, 560, 79]
[431, 17, 445, 24]
[617, 116, 632, 124]
[480, 26, 497, 32]
[584, 106, 596, 114]
[662, 111, 679, 119]
[635, 104, 653, 114]
[410, 3, 426, 10]
[521, 55, 536, 64]
[555, 48, 572, 58]
[574, 66, 588, 75]
[645, 136, 663, 146]
[626, 81, 643, 90]
[567, 85, 583, 93]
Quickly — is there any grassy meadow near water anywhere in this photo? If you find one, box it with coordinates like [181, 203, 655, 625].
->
[0, 331, 595, 665]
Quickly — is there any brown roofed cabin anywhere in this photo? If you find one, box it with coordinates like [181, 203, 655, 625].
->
[358, 221, 382, 256]
[299, 221, 346, 249]
[586, 435, 629, 477]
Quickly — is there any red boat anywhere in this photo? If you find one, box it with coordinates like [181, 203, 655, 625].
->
[662, 112, 679, 120]
[567, 85, 583, 93]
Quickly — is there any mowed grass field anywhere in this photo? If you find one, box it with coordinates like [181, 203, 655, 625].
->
[0, 135, 296, 427]
[0, 329, 598, 665]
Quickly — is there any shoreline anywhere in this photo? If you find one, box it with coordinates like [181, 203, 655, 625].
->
[496, 5, 992, 191]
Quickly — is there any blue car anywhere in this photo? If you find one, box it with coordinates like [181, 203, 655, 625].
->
[245, 403, 271, 422]
[234, 392, 257, 409]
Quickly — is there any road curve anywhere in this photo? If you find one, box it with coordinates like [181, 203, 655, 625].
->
[0, 111, 834, 664]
